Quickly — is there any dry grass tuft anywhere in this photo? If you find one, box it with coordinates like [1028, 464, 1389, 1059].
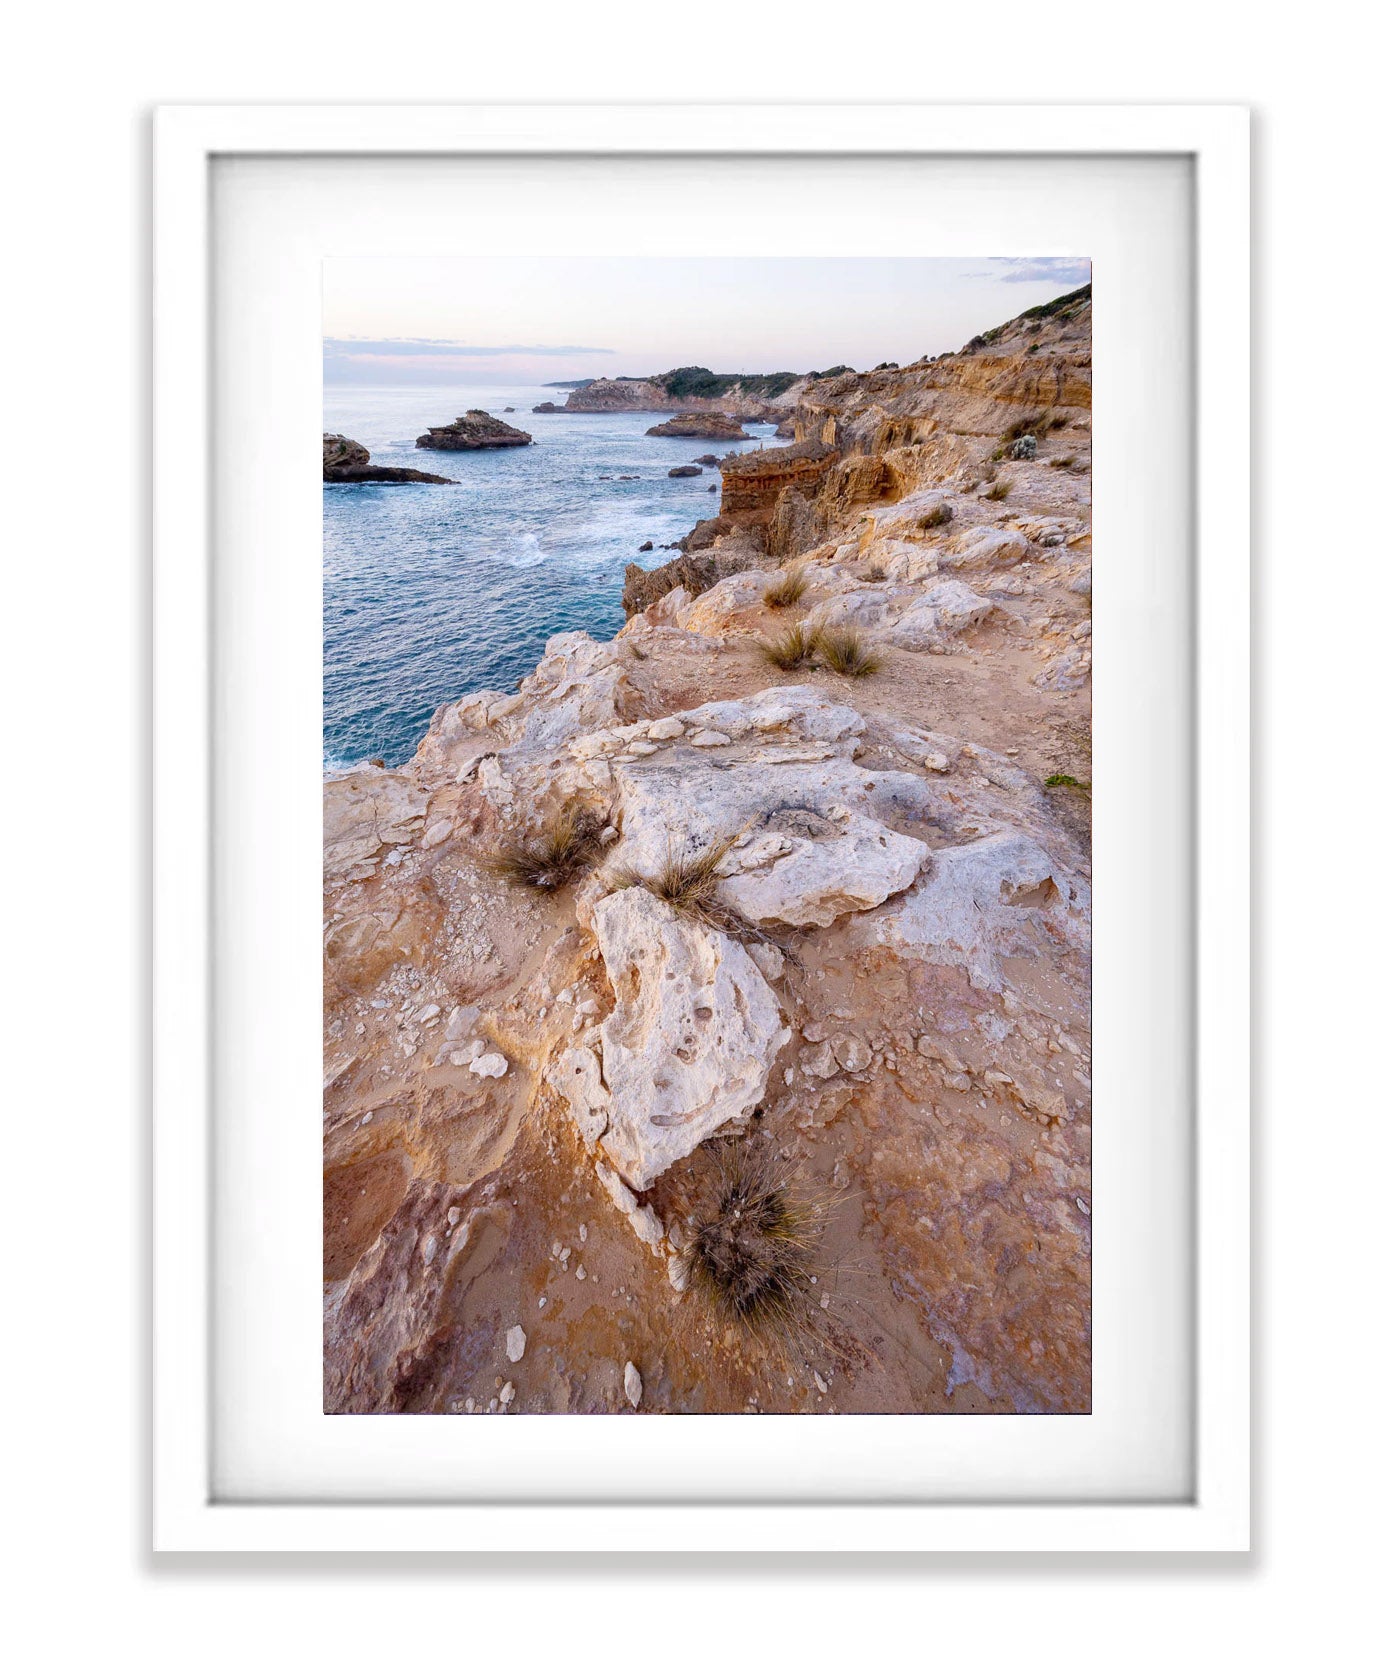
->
[812, 626, 883, 678]
[985, 478, 1012, 502]
[683, 1139, 825, 1337]
[1000, 407, 1055, 442]
[762, 565, 810, 609]
[858, 563, 887, 583]
[616, 834, 783, 950]
[918, 502, 954, 530]
[758, 622, 817, 670]
[486, 800, 608, 893]
[647, 836, 737, 919]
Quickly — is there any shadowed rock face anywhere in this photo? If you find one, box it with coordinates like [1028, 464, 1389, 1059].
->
[323, 434, 457, 485]
[415, 411, 533, 451]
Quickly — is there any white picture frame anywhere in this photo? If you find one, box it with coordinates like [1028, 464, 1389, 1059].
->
[153, 103, 1250, 1553]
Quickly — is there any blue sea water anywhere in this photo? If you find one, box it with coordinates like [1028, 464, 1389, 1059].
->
[322, 385, 778, 771]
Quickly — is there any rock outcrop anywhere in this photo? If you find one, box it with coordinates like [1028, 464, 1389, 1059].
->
[323, 434, 457, 485]
[415, 411, 533, 451]
[645, 413, 754, 441]
[324, 286, 1094, 1418]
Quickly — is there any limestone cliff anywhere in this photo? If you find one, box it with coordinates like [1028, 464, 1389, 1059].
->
[323, 288, 1093, 1417]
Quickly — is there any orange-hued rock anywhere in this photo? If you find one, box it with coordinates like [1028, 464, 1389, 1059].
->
[324, 287, 1093, 1416]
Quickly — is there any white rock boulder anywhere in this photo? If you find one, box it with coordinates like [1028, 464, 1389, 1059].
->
[889, 581, 997, 651]
[855, 831, 1086, 991]
[590, 886, 789, 1189]
[944, 525, 1031, 569]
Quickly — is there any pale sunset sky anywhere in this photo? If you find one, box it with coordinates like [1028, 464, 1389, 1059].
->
[323, 256, 1089, 386]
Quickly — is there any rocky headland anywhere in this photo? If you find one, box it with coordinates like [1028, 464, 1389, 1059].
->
[552, 366, 810, 419]
[324, 286, 1092, 1416]
[416, 410, 533, 451]
[323, 434, 457, 485]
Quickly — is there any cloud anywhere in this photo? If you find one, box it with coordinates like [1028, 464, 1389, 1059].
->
[323, 337, 615, 360]
[973, 258, 1091, 286]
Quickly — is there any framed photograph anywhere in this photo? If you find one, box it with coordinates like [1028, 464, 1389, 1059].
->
[153, 103, 1249, 1551]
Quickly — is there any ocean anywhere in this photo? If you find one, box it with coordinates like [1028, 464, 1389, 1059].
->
[322, 385, 778, 772]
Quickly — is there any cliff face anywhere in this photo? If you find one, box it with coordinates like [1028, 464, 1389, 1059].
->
[323, 289, 1093, 1418]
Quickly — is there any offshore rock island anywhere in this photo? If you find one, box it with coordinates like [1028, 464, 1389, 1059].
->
[323, 433, 457, 485]
[416, 410, 534, 451]
[323, 285, 1092, 1415]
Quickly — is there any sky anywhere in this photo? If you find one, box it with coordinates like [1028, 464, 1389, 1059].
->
[323, 256, 1089, 386]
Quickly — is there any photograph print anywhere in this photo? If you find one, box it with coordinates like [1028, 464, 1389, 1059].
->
[321, 256, 1092, 1416]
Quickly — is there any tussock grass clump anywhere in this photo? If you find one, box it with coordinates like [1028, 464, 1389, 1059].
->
[617, 835, 777, 948]
[985, 478, 1012, 502]
[1000, 407, 1055, 442]
[762, 565, 810, 609]
[1050, 456, 1075, 469]
[918, 502, 954, 530]
[759, 622, 817, 670]
[812, 627, 883, 679]
[646, 837, 736, 919]
[683, 1140, 824, 1336]
[858, 563, 887, 583]
[486, 800, 608, 893]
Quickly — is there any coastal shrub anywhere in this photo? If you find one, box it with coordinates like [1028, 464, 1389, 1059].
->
[661, 366, 800, 403]
[812, 627, 883, 679]
[763, 565, 810, 609]
[486, 800, 608, 893]
[986, 478, 1012, 502]
[683, 1139, 823, 1336]
[1020, 282, 1091, 322]
[1045, 773, 1089, 791]
[759, 623, 817, 670]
